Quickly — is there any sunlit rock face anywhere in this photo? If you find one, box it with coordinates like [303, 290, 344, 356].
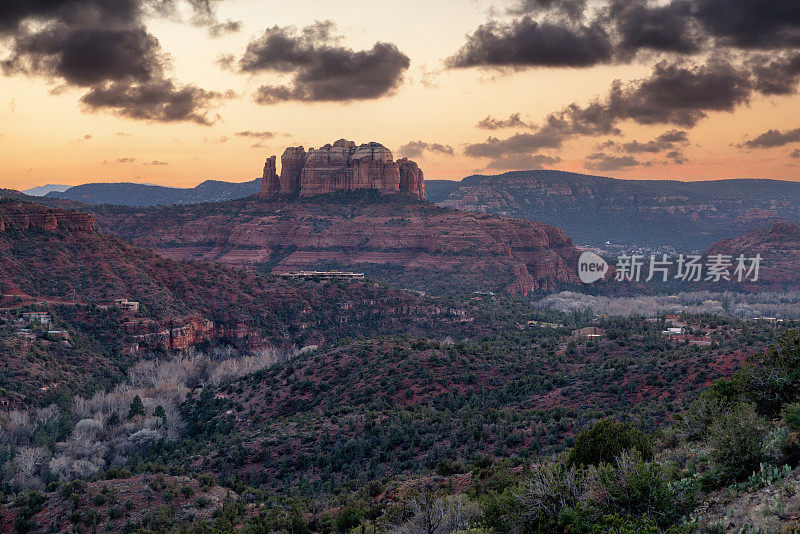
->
[261, 139, 425, 199]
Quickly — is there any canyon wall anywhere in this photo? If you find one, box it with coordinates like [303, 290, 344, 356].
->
[0, 201, 95, 233]
[262, 139, 425, 199]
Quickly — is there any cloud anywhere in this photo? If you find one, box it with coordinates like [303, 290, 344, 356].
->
[104, 157, 136, 164]
[690, 0, 800, 50]
[665, 149, 688, 164]
[607, 0, 707, 57]
[487, 153, 561, 170]
[397, 141, 454, 158]
[235, 130, 275, 139]
[446, 17, 613, 69]
[0, 0, 228, 124]
[1, 26, 167, 86]
[476, 113, 533, 130]
[614, 129, 689, 153]
[467, 57, 757, 164]
[585, 152, 640, 171]
[593, 130, 690, 165]
[144, 160, 169, 165]
[209, 19, 241, 38]
[739, 127, 800, 149]
[239, 21, 410, 103]
[509, 0, 588, 21]
[450, 0, 800, 73]
[791, 149, 800, 159]
[114, 131, 131, 136]
[80, 80, 225, 124]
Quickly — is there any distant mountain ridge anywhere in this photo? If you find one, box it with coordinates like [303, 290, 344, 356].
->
[428, 170, 800, 250]
[22, 184, 71, 196]
[46, 178, 262, 206]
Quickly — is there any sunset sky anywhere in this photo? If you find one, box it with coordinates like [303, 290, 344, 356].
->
[2, 0, 800, 190]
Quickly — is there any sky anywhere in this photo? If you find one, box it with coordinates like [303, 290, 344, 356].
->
[1, 0, 800, 190]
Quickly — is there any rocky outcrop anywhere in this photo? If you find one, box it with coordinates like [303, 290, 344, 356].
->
[704, 220, 800, 290]
[262, 156, 279, 196]
[279, 147, 307, 195]
[398, 158, 426, 199]
[0, 201, 95, 233]
[261, 139, 425, 199]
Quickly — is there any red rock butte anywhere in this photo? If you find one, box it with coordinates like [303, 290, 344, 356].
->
[261, 139, 426, 200]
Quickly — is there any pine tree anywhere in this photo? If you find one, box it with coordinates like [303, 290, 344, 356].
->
[128, 395, 145, 419]
[154, 405, 166, 419]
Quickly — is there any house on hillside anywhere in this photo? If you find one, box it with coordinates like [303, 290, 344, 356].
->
[22, 312, 51, 326]
[114, 298, 140, 312]
[662, 327, 684, 336]
[572, 327, 606, 339]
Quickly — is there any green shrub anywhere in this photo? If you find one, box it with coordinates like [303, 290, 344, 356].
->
[782, 402, 800, 433]
[567, 419, 653, 467]
[708, 403, 767, 482]
[596, 450, 694, 528]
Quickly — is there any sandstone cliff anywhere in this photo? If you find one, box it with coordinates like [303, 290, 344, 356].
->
[704, 220, 800, 290]
[0, 201, 95, 233]
[91, 197, 583, 296]
[262, 139, 425, 199]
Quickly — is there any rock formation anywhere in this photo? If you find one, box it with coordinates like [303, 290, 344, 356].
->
[261, 139, 425, 199]
[262, 156, 279, 196]
[0, 201, 95, 233]
[280, 147, 307, 194]
[91, 197, 583, 296]
[704, 220, 800, 290]
[398, 158, 426, 199]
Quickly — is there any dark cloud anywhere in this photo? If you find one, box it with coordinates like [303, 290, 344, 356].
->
[748, 52, 800, 96]
[239, 21, 410, 103]
[606, 0, 706, 56]
[446, 17, 613, 69]
[487, 153, 561, 170]
[236, 130, 275, 139]
[80, 80, 225, 124]
[665, 149, 687, 164]
[616, 129, 689, 153]
[791, 149, 800, 159]
[398, 141, 454, 158]
[1, 26, 167, 86]
[602, 58, 753, 127]
[465, 131, 566, 159]
[467, 57, 758, 164]
[691, 0, 800, 50]
[209, 19, 241, 37]
[450, 0, 800, 72]
[0, 0, 227, 124]
[739, 128, 800, 149]
[509, 0, 588, 21]
[476, 113, 533, 130]
[585, 152, 640, 171]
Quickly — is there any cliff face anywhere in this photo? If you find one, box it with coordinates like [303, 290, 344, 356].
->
[91, 197, 583, 296]
[262, 139, 425, 199]
[398, 158, 426, 199]
[262, 156, 279, 196]
[704, 220, 800, 290]
[0, 201, 95, 233]
[432, 170, 800, 250]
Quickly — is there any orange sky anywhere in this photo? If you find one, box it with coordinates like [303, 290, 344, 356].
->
[1, 0, 799, 191]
